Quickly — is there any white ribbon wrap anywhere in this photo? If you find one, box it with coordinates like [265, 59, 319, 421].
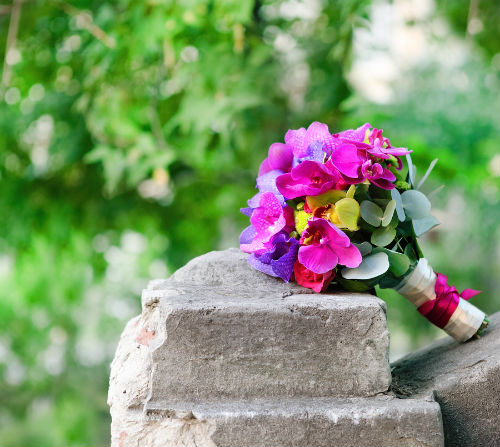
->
[395, 258, 485, 342]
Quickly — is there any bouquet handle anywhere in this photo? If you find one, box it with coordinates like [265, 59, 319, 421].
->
[395, 258, 488, 342]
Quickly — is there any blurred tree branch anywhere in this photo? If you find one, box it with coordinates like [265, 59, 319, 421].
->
[1, 0, 22, 90]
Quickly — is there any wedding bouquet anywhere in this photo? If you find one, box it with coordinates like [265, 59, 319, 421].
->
[240, 122, 488, 342]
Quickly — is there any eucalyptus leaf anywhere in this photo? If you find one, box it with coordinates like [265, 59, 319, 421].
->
[353, 241, 372, 256]
[337, 278, 372, 292]
[371, 226, 396, 247]
[382, 200, 396, 226]
[406, 153, 416, 186]
[341, 252, 390, 280]
[390, 188, 406, 221]
[404, 244, 418, 263]
[373, 248, 410, 277]
[401, 190, 431, 220]
[360, 201, 383, 227]
[413, 215, 440, 236]
[417, 158, 438, 190]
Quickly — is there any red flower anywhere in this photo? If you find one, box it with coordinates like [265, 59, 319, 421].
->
[293, 261, 335, 293]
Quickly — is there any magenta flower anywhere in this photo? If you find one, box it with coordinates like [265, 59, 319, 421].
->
[258, 142, 294, 176]
[327, 142, 364, 178]
[276, 161, 341, 199]
[361, 159, 396, 190]
[367, 128, 411, 158]
[335, 123, 371, 143]
[240, 192, 294, 254]
[285, 122, 336, 159]
[298, 218, 362, 274]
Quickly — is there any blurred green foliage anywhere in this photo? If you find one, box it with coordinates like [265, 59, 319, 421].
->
[0, 0, 498, 445]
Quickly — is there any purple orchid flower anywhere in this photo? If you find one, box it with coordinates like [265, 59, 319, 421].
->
[240, 192, 293, 254]
[285, 122, 336, 159]
[298, 217, 362, 274]
[248, 233, 299, 282]
[361, 159, 396, 190]
[292, 140, 326, 167]
[239, 224, 257, 244]
[276, 160, 341, 200]
[256, 169, 286, 205]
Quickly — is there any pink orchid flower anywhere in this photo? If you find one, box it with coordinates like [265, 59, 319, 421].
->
[258, 142, 294, 176]
[276, 160, 341, 200]
[327, 142, 364, 178]
[361, 159, 396, 190]
[240, 192, 294, 254]
[367, 128, 411, 158]
[285, 122, 336, 158]
[298, 217, 362, 274]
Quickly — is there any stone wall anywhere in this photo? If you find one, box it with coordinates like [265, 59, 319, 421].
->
[108, 249, 499, 447]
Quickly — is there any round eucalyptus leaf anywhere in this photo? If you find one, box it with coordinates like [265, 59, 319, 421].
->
[373, 248, 410, 277]
[413, 215, 440, 236]
[390, 188, 406, 221]
[401, 190, 431, 220]
[353, 241, 372, 256]
[381, 200, 396, 226]
[371, 226, 396, 247]
[341, 252, 389, 280]
[360, 201, 383, 227]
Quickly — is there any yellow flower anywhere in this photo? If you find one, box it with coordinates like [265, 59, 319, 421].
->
[305, 187, 360, 232]
[294, 209, 312, 235]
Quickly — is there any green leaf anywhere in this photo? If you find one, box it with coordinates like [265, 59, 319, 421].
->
[404, 244, 418, 263]
[390, 188, 406, 221]
[406, 153, 416, 186]
[353, 241, 372, 256]
[337, 278, 373, 292]
[417, 158, 438, 190]
[371, 226, 396, 247]
[373, 248, 410, 277]
[382, 200, 396, 226]
[401, 190, 431, 220]
[413, 215, 440, 236]
[360, 201, 383, 227]
[341, 252, 390, 279]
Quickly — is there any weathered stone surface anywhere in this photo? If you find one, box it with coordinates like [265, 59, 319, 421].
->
[141, 249, 391, 401]
[110, 396, 444, 447]
[392, 311, 500, 447]
[133, 397, 443, 447]
[109, 248, 445, 447]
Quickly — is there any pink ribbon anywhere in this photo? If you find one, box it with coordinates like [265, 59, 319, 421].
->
[417, 273, 481, 329]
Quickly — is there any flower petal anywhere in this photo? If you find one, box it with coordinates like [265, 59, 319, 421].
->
[298, 244, 339, 274]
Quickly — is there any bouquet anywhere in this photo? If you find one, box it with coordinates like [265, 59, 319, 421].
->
[240, 122, 488, 342]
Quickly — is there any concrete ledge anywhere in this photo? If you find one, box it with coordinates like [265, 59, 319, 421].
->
[392, 312, 500, 447]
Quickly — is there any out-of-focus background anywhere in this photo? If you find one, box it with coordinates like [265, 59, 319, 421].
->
[0, 0, 498, 444]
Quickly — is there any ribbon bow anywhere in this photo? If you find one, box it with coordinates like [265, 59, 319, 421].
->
[417, 273, 481, 329]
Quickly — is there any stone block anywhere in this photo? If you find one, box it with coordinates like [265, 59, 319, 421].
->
[392, 312, 500, 447]
[114, 396, 443, 447]
[140, 249, 391, 402]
